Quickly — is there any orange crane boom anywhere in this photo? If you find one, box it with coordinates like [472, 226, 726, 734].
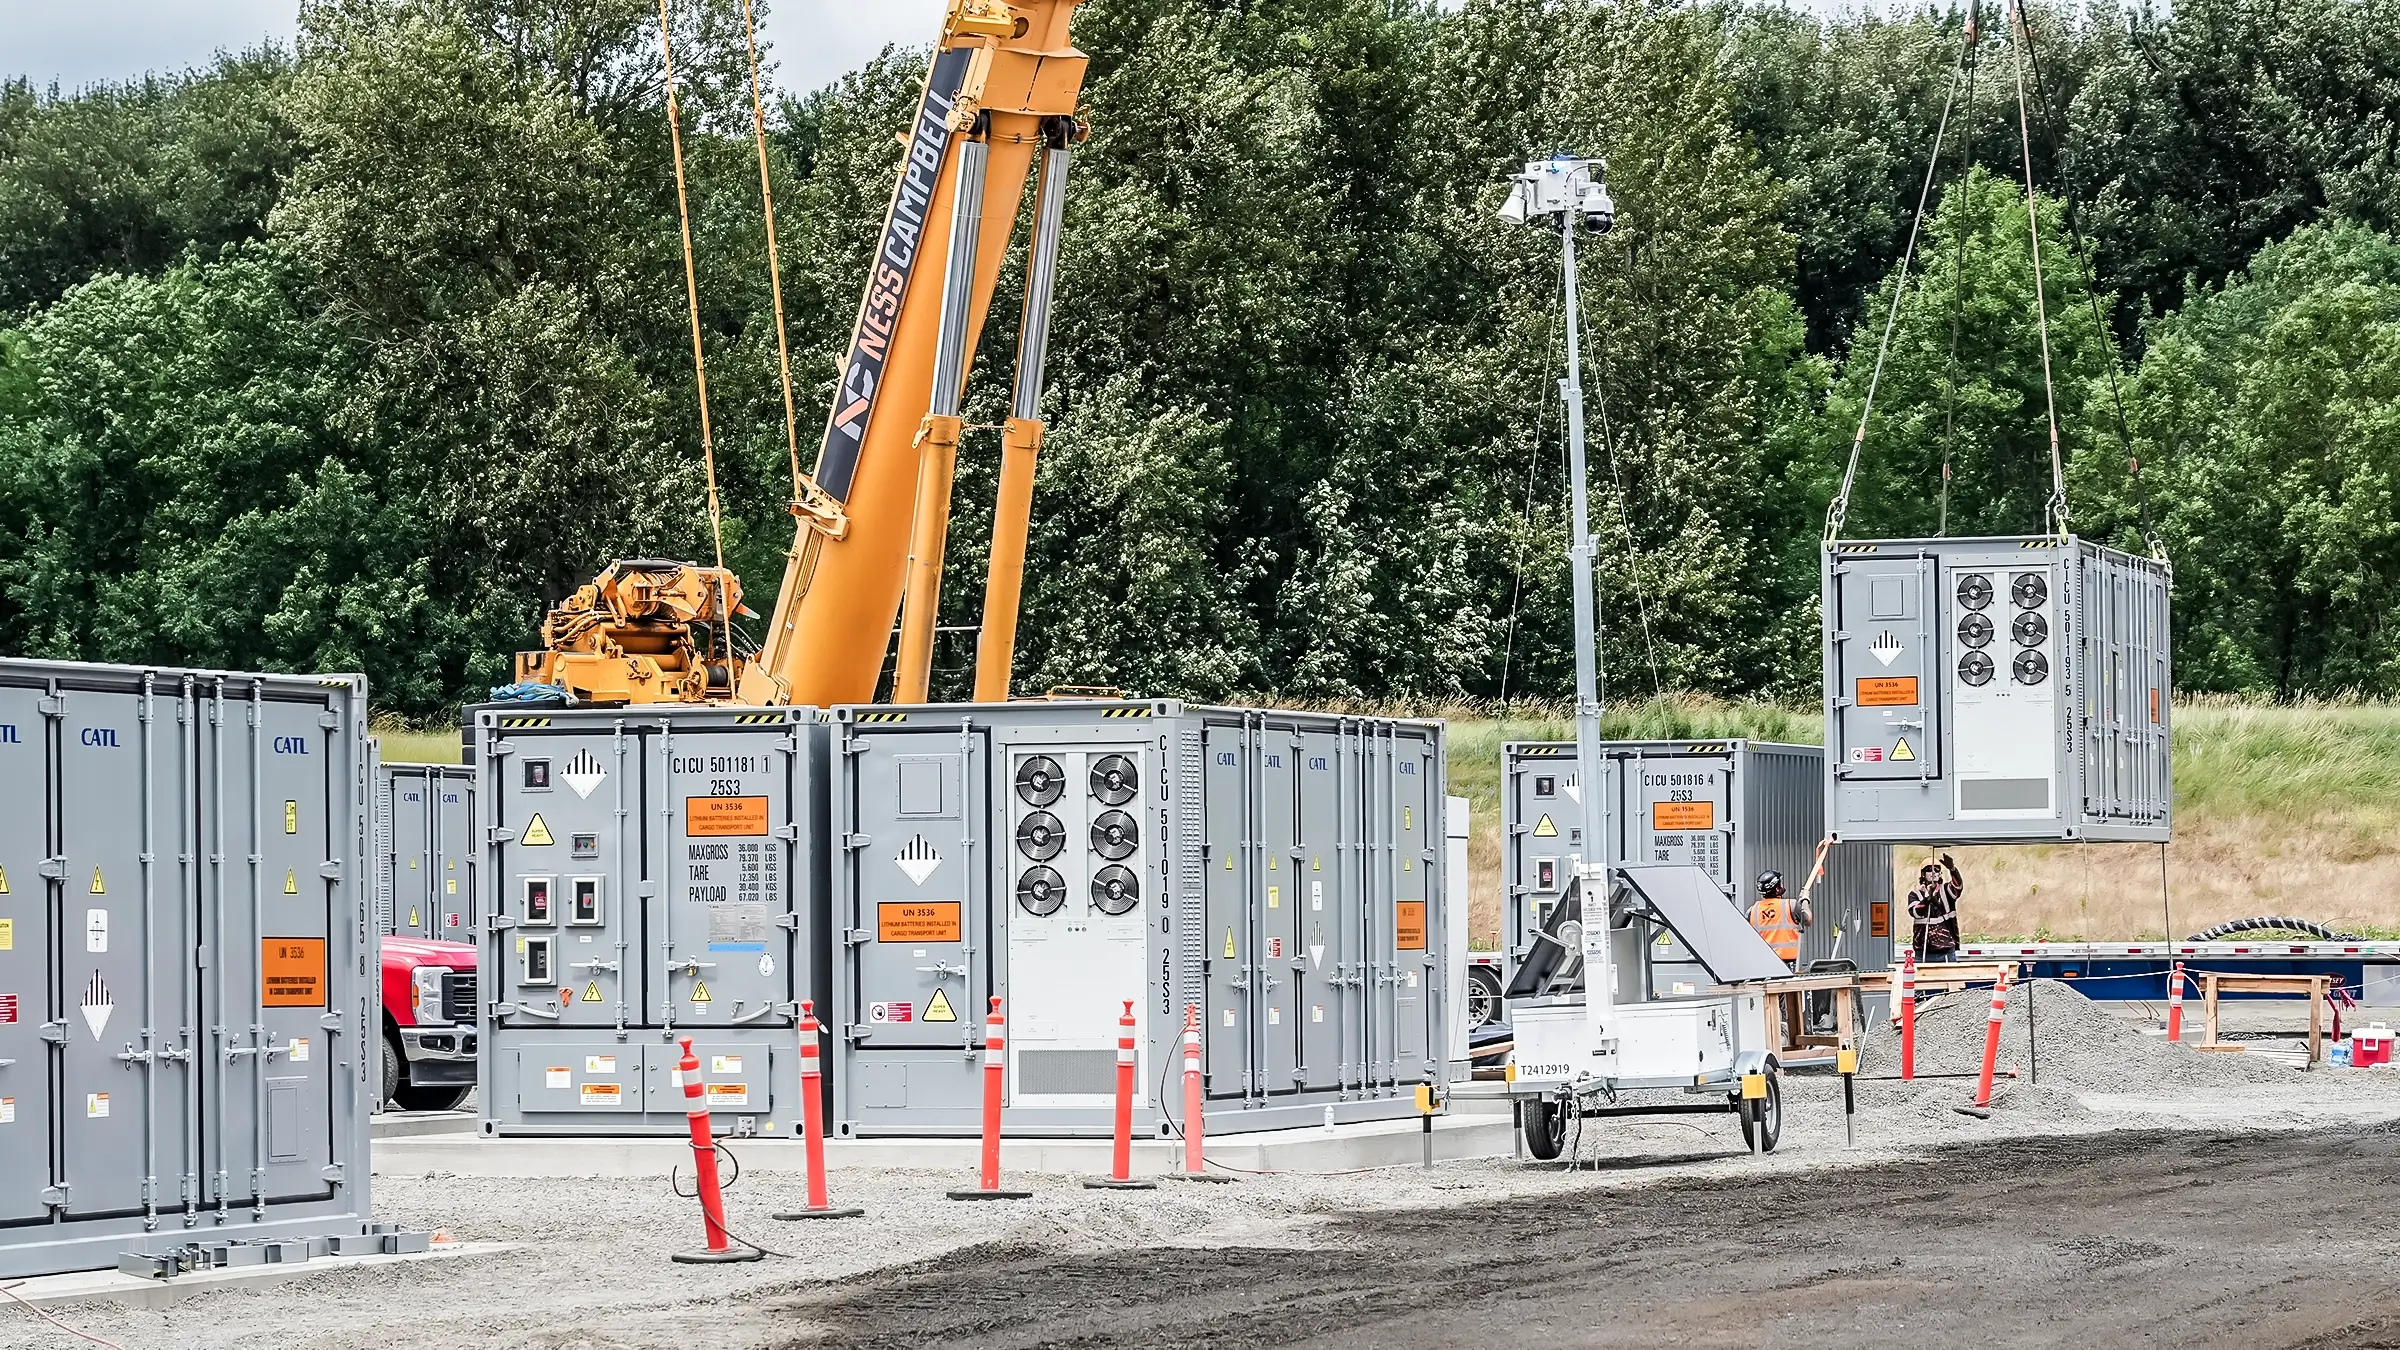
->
[736, 0, 1090, 708]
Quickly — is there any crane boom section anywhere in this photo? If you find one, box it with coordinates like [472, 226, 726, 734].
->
[740, 1, 1089, 707]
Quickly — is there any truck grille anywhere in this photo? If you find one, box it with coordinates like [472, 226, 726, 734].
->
[441, 969, 479, 1025]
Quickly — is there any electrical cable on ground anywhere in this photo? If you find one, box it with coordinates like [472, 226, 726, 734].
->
[0, 1282, 127, 1349]
[667, 1141, 801, 1260]
[655, 0, 727, 569]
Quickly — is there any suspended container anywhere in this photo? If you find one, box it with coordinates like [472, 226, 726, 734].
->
[832, 701, 1449, 1137]
[0, 659, 385, 1278]
[1503, 740, 1892, 996]
[1822, 537, 2172, 844]
[374, 762, 475, 940]
[473, 707, 829, 1137]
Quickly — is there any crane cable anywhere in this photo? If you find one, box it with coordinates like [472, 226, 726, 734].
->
[739, 0, 805, 501]
[1824, 26, 1972, 543]
[2004, 0, 2069, 539]
[657, 0, 726, 569]
[1939, 0, 1983, 538]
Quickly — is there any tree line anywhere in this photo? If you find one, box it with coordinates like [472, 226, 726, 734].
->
[1, 0, 2395, 716]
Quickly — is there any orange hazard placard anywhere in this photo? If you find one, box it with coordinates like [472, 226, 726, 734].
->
[262, 938, 327, 1008]
[686, 796, 769, 837]
[878, 901, 962, 943]
[1395, 901, 1427, 951]
[1855, 676, 1919, 707]
[1652, 801, 1716, 831]
[1870, 902, 1891, 939]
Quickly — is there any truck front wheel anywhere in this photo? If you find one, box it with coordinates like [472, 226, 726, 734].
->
[381, 1031, 402, 1109]
[394, 1082, 473, 1113]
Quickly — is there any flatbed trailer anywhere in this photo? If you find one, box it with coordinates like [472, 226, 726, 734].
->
[1954, 941, 2400, 1005]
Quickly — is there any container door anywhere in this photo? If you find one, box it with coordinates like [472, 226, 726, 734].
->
[0, 684, 52, 1221]
[1389, 730, 1434, 1083]
[203, 689, 340, 1207]
[1507, 747, 1573, 971]
[389, 772, 434, 939]
[846, 731, 982, 1051]
[433, 771, 475, 935]
[57, 685, 198, 1217]
[494, 725, 639, 1031]
[1199, 725, 1251, 1097]
[1294, 728, 1349, 1093]
[656, 724, 800, 1034]
[1256, 727, 1303, 1096]
[1829, 552, 1942, 780]
[1626, 750, 1733, 996]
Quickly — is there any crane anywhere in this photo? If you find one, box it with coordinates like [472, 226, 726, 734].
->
[517, 0, 1091, 708]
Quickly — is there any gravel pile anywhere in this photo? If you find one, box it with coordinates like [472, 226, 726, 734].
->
[1856, 978, 2298, 1089]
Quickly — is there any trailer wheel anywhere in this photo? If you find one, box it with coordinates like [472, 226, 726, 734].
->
[1467, 965, 1505, 1029]
[1738, 1071, 1782, 1154]
[1522, 1097, 1568, 1161]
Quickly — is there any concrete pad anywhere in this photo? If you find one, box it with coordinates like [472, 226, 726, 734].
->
[373, 1114, 1514, 1180]
[0, 1242, 509, 1311]
[373, 1109, 478, 1139]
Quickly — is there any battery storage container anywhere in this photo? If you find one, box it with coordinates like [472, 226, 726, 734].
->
[374, 762, 475, 939]
[1503, 741, 1892, 994]
[0, 659, 378, 1278]
[833, 701, 1449, 1137]
[1822, 536, 2172, 844]
[473, 707, 828, 1137]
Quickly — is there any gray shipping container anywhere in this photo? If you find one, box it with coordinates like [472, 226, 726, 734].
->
[0, 659, 379, 1278]
[1822, 536, 2172, 844]
[1503, 741, 1892, 995]
[375, 762, 475, 940]
[834, 701, 1447, 1137]
[474, 707, 828, 1137]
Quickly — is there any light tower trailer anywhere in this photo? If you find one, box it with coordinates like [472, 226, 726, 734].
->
[1504, 863, 1793, 1160]
[1494, 154, 1794, 1163]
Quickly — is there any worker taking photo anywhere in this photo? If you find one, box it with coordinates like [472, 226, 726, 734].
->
[1908, 853, 1965, 962]
[1747, 869, 1811, 967]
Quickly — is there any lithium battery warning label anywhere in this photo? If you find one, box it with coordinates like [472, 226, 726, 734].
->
[686, 796, 769, 837]
[877, 901, 960, 943]
[262, 939, 328, 1007]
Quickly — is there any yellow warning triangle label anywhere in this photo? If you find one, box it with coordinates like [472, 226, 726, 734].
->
[1224, 927, 1238, 959]
[1533, 815, 1558, 839]
[90, 868, 105, 894]
[1268, 854, 1278, 871]
[1312, 856, 1321, 871]
[0, 864, 10, 894]
[522, 814, 554, 847]
[923, 988, 957, 1022]
[1223, 853, 1233, 871]
[283, 869, 299, 895]
[1891, 737, 1916, 762]
[689, 981, 712, 1004]
[407, 907, 420, 928]
[583, 980, 603, 1004]
[409, 857, 419, 870]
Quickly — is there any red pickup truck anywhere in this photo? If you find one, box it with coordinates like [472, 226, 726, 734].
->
[381, 936, 478, 1111]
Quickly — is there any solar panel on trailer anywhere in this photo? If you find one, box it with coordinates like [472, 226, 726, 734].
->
[1615, 865, 1792, 984]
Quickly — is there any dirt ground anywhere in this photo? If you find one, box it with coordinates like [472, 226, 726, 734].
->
[776, 1126, 2400, 1350]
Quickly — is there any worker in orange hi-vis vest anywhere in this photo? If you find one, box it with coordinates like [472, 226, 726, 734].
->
[1747, 870, 1812, 966]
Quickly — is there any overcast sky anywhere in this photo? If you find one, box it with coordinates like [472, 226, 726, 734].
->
[7, 0, 949, 97]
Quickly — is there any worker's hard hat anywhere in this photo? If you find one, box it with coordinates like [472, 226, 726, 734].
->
[1756, 869, 1784, 895]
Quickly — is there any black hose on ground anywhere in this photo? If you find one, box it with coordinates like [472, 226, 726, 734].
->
[2185, 916, 2357, 942]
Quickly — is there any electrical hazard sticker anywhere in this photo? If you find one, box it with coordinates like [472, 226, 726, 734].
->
[1890, 737, 1916, 761]
[262, 939, 327, 1007]
[87, 1093, 109, 1119]
[1223, 928, 1237, 959]
[1532, 814, 1559, 838]
[0, 864, 8, 893]
[586, 1056, 616, 1074]
[706, 1083, 749, 1107]
[408, 907, 420, 929]
[923, 988, 958, 1022]
[867, 1001, 914, 1024]
[583, 981, 603, 1004]
[712, 1055, 744, 1075]
[89, 868, 104, 895]
[283, 869, 299, 895]
[688, 981, 713, 1005]
[521, 815, 555, 847]
[580, 1083, 621, 1105]
[546, 1067, 571, 1089]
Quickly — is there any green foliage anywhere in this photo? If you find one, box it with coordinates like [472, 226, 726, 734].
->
[0, 0, 2398, 717]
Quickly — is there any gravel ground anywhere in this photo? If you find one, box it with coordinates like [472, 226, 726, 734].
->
[2, 982, 2390, 1350]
